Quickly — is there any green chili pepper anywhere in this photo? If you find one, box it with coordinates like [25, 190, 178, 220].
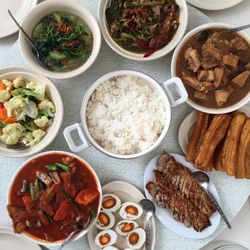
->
[54, 163, 70, 172]
[89, 208, 97, 217]
[30, 183, 37, 201]
[45, 165, 58, 171]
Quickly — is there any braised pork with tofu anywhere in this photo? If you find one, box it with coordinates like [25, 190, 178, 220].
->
[7, 153, 100, 242]
[176, 28, 250, 108]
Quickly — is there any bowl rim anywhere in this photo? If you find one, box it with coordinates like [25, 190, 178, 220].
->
[171, 22, 250, 114]
[80, 70, 172, 159]
[7, 150, 102, 247]
[19, 0, 102, 79]
[97, 0, 188, 61]
[0, 66, 63, 158]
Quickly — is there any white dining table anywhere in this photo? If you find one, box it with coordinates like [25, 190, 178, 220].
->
[0, 0, 249, 249]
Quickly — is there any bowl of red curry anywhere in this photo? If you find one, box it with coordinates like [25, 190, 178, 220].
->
[98, 0, 188, 61]
[7, 151, 102, 247]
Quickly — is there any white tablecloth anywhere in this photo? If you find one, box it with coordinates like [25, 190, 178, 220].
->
[0, 1, 249, 250]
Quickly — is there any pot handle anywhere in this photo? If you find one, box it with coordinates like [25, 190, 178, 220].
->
[63, 123, 90, 152]
[162, 77, 188, 107]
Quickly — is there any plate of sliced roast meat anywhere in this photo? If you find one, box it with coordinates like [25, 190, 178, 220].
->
[144, 152, 220, 239]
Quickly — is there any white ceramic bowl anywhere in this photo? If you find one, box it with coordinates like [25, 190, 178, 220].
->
[19, 0, 101, 79]
[98, 0, 188, 61]
[171, 22, 250, 114]
[7, 150, 102, 247]
[64, 70, 188, 159]
[0, 67, 63, 158]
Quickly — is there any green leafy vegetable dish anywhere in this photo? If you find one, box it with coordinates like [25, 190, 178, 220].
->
[0, 77, 56, 147]
[32, 12, 93, 72]
[106, 0, 180, 57]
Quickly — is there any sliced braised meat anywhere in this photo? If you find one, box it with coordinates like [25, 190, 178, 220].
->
[215, 90, 230, 107]
[182, 73, 205, 91]
[194, 91, 209, 101]
[223, 54, 239, 67]
[214, 67, 224, 88]
[202, 33, 230, 61]
[36, 171, 53, 186]
[184, 47, 202, 72]
[232, 70, 250, 87]
[146, 178, 211, 232]
[157, 152, 171, 172]
[156, 153, 217, 217]
[230, 37, 248, 50]
[202, 56, 219, 70]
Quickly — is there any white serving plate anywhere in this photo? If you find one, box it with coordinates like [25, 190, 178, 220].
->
[0, 0, 37, 38]
[178, 106, 250, 154]
[186, 0, 243, 10]
[0, 227, 40, 250]
[87, 181, 156, 250]
[144, 153, 221, 239]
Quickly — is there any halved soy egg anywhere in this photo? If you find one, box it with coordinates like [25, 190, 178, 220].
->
[102, 194, 121, 212]
[95, 211, 115, 230]
[115, 220, 139, 236]
[95, 230, 117, 248]
[127, 228, 146, 250]
[119, 202, 143, 220]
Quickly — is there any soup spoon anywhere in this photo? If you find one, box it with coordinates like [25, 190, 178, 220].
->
[192, 171, 232, 229]
[140, 199, 156, 250]
[8, 10, 47, 68]
[222, 23, 250, 33]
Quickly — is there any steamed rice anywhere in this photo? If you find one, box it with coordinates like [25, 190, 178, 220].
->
[86, 75, 166, 155]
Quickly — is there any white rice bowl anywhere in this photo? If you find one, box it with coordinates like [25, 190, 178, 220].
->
[86, 75, 166, 155]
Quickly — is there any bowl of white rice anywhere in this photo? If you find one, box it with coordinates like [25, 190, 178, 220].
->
[63, 70, 188, 159]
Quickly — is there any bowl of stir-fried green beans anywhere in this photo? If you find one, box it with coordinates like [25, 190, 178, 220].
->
[19, 0, 101, 79]
[98, 0, 188, 61]
[0, 67, 63, 158]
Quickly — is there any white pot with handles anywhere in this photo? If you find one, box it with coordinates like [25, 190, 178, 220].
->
[64, 70, 188, 159]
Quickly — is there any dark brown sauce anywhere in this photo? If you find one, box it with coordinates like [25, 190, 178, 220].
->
[176, 28, 250, 108]
[9, 153, 99, 242]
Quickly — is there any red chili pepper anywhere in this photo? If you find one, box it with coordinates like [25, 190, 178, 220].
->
[144, 48, 155, 58]
[136, 39, 149, 49]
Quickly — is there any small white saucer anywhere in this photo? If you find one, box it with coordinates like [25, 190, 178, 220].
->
[186, 0, 243, 10]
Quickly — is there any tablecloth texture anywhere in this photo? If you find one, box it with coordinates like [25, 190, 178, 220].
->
[0, 1, 249, 250]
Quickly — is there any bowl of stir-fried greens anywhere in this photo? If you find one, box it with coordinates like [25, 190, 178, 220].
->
[0, 67, 63, 157]
[98, 0, 188, 61]
[19, 0, 101, 79]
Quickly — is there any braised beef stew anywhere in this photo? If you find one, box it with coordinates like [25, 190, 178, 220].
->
[7, 153, 100, 242]
[176, 28, 250, 108]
